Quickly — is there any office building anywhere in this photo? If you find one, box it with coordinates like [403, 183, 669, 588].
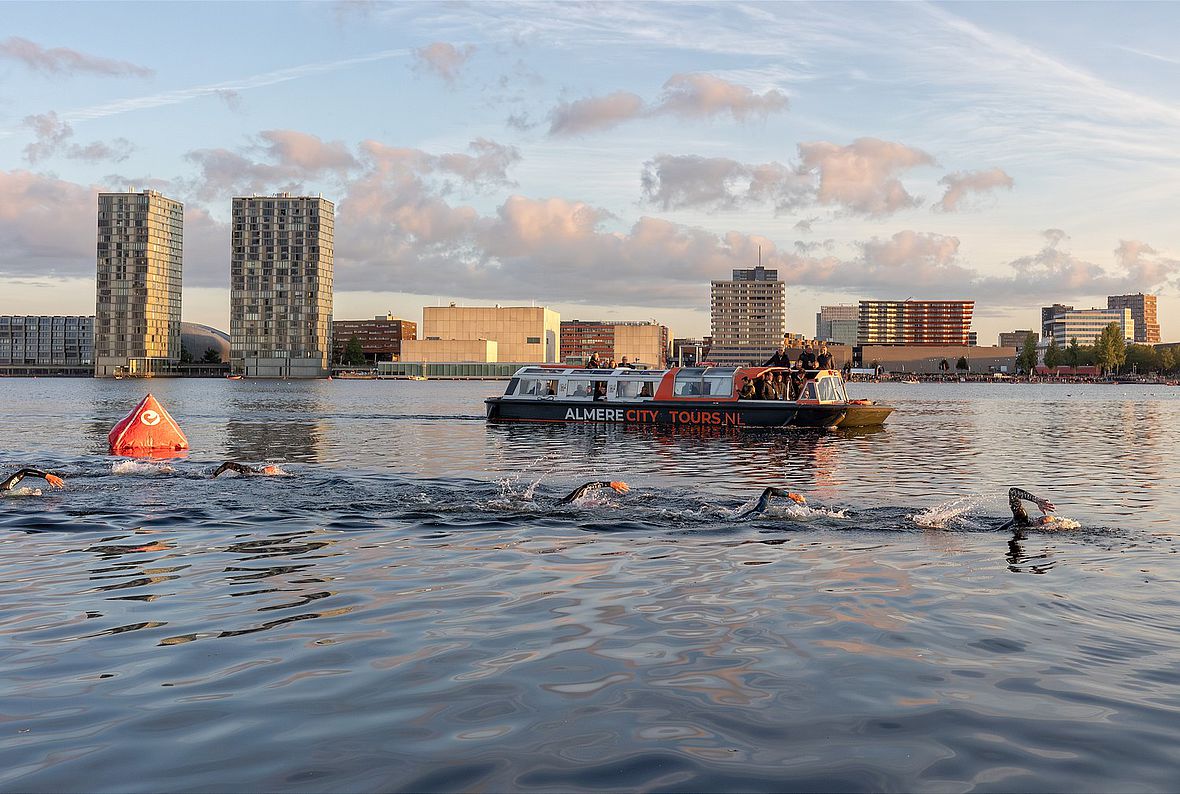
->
[560, 320, 669, 366]
[709, 266, 786, 365]
[94, 189, 183, 377]
[1044, 307, 1133, 347]
[0, 315, 94, 375]
[999, 330, 1037, 350]
[332, 314, 417, 365]
[1041, 304, 1073, 344]
[1107, 293, 1160, 344]
[401, 305, 559, 363]
[815, 305, 858, 347]
[857, 300, 974, 346]
[230, 194, 334, 377]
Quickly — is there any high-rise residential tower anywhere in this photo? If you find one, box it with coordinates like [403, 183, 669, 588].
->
[709, 266, 786, 365]
[1107, 293, 1160, 344]
[230, 194, 334, 377]
[857, 300, 974, 345]
[94, 190, 183, 377]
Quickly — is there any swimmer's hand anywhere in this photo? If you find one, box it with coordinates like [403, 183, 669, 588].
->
[1036, 497, 1056, 514]
[609, 481, 629, 494]
[45, 474, 65, 489]
[787, 492, 807, 505]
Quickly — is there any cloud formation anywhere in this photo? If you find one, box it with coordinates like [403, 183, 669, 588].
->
[548, 73, 788, 136]
[412, 42, 476, 84]
[0, 36, 153, 77]
[935, 167, 1014, 211]
[22, 112, 133, 164]
[642, 138, 937, 217]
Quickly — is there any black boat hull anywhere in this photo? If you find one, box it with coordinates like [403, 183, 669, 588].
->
[485, 398, 847, 428]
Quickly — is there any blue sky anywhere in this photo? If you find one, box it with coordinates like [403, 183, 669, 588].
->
[2, 1, 1178, 342]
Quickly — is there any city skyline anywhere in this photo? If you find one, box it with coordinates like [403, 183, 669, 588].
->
[1, 2, 1178, 342]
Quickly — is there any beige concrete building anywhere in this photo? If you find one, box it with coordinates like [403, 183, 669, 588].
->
[613, 323, 669, 366]
[401, 339, 497, 362]
[421, 305, 559, 362]
[859, 345, 1016, 374]
[230, 194, 334, 378]
[94, 190, 183, 377]
[710, 266, 786, 365]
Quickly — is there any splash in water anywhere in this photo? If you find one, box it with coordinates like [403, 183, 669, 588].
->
[2, 486, 43, 497]
[111, 461, 176, 476]
[909, 493, 988, 529]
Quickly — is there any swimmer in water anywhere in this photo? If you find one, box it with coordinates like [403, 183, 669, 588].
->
[212, 462, 284, 478]
[736, 486, 808, 518]
[556, 481, 629, 505]
[998, 487, 1057, 531]
[1, 468, 65, 492]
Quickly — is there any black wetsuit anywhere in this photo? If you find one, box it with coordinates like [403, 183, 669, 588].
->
[737, 487, 803, 519]
[556, 481, 622, 505]
[999, 487, 1048, 531]
[1, 468, 58, 491]
[212, 462, 264, 478]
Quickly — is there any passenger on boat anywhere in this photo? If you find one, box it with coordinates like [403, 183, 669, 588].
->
[998, 487, 1058, 530]
[618, 356, 635, 369]
[772, 371, 787, 399]
[1, 468, 65, 492]
[763, 346, 789, 367]
[585, 352, 602, 369]
[756, 374, 775, 400]
[606, 358, 617, 369]
[799, 344, 818, 370]
[638, 382, 654, 398]
[789, 368, 805, 400]
[557, 480, 630, 505]
[817, 345, 834, 369]
[593, 382, 608, 400]
[737, 487, 808, 518]
[212, 462, 285, 478]
[739, 379, 756, 399]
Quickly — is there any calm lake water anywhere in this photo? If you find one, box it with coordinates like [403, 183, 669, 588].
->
[1, 378, 1178, 792]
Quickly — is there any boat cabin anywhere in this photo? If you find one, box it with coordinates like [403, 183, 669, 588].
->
[502, 366, 851, 405]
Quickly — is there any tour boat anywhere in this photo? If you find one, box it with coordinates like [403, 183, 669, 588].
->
[485, 366, 893, 429]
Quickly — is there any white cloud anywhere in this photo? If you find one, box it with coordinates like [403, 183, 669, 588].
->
[935, 167, 1014, 212]
[22, 111, 133, 164]
[412, 42, 476, 84]
[0, 36, 153, 77]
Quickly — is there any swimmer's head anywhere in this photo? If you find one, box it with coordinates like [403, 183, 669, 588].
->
[609, 481, 630, 494]
[45, 474, 65, 489]
[787, 492, 807, 505]
[1035, 515, 1055, 526]
[261, 465, 283, 476]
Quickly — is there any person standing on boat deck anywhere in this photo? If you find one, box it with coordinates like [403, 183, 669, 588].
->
[999, 487, 1057, 531]
[585, 352, 602, 368]
[739, 378, 756, 399]
[606, 357, 617, 369]
[618, 356, 635, 369]
[817, 345, 834, 370]
[799, 344, 818, 370]
[1, 468, 65, 492]
[763, 346, 789, 367]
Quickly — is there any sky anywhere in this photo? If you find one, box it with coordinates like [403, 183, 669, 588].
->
[1, 1, 1178, 343]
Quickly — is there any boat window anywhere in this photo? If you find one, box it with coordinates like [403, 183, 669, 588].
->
[833, 379, 848, 402]
[818, 377, 839, 402]
[703, 376, 732, 397]
[505, 377, 520, 395]
[617, 380, 653, 399]
[639, 382, 654, 398]
[565, 379, 592, 398]
[800, 381, 818, 401]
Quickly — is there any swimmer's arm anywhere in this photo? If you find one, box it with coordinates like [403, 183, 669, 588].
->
[739, 487, 805, 518]
[556, 480, 629, 505]
[1, 468, 64, 491]
[212, 462, 257, 478]
[1010, 487, 1055, 514]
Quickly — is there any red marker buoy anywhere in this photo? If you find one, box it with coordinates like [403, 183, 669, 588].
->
[108, 394, 189, 457]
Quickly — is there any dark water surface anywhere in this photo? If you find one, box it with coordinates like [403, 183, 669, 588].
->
[1, 379, 1178, 792]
